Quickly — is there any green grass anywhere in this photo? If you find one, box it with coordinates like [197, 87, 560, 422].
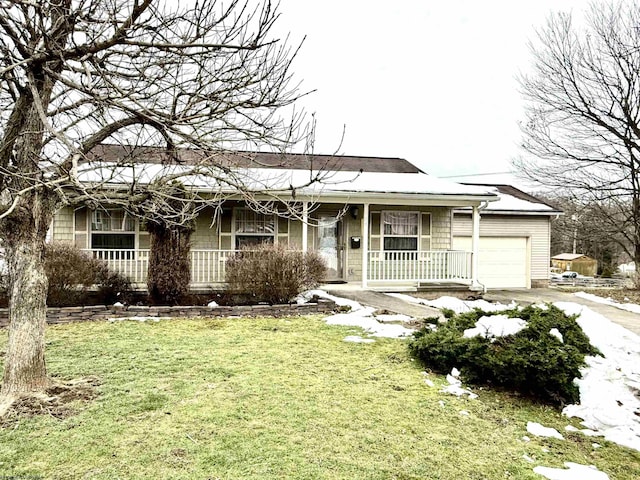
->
[0, 316, 638, 479]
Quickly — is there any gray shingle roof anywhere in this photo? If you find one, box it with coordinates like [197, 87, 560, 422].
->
[87, 144, 422, 174]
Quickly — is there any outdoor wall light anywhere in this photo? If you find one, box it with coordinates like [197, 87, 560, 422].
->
[350, 205, 359, 219]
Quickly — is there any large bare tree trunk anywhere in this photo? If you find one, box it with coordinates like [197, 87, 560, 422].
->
[147, 223, 193, 305]
[1, 194, 54, 401]
[2, 239, 49, 395]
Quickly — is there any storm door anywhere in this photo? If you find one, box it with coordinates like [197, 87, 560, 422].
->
[317, 215, 344, 281]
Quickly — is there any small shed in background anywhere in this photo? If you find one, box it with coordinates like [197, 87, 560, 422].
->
[551, 253, 598, 277]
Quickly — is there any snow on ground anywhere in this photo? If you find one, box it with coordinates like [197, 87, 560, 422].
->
[554, 301, 640, 452]
[442, 368, 478, 399]
[298, 290, 414, 340]
[527, 421, 564, 440]
[574, 291, 640, 314]
[533, 462, 610, 480]
[387, 293, 517, 314]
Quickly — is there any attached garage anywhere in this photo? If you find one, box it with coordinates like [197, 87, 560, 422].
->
[453, 184, 562, 289]
[452, 236, 529, 288]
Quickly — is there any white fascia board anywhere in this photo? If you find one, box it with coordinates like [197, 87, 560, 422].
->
[83, 182, 499, 207]
[453, 209, 563, 216]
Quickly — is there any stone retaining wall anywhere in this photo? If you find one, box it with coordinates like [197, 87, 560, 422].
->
[0, 299, 336, 327]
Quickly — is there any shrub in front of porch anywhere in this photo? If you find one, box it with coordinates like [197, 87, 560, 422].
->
[225, 243, 326, 304]
[44, 243, 132, 307]
[408, 305, 600, 405]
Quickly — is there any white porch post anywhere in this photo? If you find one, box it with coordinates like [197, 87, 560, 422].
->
[302, 201, 308, 252]
[362, 203, 369, 288]
[471, 205, 480, 287]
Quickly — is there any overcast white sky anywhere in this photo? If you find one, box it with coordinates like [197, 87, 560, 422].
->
[276, 0, 592, 181]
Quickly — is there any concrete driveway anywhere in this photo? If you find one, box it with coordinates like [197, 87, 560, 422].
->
[484, 288, 640, 335]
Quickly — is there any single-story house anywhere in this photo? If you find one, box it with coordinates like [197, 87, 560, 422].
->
[552, 253, 598, 277]
[49, 146, 560, 291]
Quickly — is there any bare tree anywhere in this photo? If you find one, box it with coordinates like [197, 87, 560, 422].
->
[516, 0, 640, 283]
[0, 0, 324, 410]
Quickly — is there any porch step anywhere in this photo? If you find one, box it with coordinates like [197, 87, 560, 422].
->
[417, 282, 475, 292]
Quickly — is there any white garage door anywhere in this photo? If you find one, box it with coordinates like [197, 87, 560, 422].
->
[453, 236, 529, 289]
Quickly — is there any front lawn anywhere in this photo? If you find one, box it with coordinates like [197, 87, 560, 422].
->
[0, 316, 638, 479]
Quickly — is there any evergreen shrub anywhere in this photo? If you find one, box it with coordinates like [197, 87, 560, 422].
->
[409, 304, 600, 405]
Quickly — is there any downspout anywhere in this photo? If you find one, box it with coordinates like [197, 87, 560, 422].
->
[471, 201, 490, 294]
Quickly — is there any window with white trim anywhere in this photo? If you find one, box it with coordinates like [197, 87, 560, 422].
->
[382, 211, 419, 251]
[90, 209, 135, 250]
[234, 209, 275, 248]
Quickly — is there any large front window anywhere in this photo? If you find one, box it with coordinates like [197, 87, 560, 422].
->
[235, 209, 275, 248]
[90, 209, 135, 250]
[382, 212, 419, 251]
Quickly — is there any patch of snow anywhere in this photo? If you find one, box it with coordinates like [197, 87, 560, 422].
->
[549, 328, 563, 342]
[112, 302, 124, 307]
[463, 315, 527, 339]
[565, 425, 579, 432]
[442, 369, 478, 399]
[592, 443, 601, 449]
[459, 410, 469, 416]
[424, 379, 435, 387]
[207, 300, 219, 308]
[387, 293, 518, 314]
[446, 374, 459, 385]
[526, 422, 564, 440]
[522, 454, 535, 463]
[574, 291, 640, 314]
[375, 313, 414, 323]
[108, 316, 160, 322]
[303, 290, 414, 339]
[522, 436, 531, 442]
[533, 462, 609, 480]
[438, 400, 445, 407]
[343, 335, 375, 344]
[451, 367, 461, 377]
[297, 289, 363, 311]
[554, 301, 640, 451]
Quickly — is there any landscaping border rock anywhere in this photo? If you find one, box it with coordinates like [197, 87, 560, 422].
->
[0, 299, 336, 327]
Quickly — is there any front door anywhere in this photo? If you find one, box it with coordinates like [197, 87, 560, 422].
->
[317, 215, 343, 281]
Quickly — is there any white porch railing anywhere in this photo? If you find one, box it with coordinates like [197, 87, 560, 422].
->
[88, 249, 233, 285]
[90, 249, 150, 284]
[87, 248, 473, 286]
[367, 250, 472, 283]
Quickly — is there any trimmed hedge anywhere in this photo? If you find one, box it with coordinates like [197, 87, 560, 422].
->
[409, 304, 600, 405]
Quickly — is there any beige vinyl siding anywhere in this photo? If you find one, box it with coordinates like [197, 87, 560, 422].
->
[191, 209, 219, 249]
[52, 207, 74, 243]
[288, 219, 303, 249]
[344, 214, 362, 282]
[453, 213, 551, 281]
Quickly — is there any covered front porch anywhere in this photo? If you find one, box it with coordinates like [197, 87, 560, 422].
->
[87, 247, 477, 290]
[85, 199, 485, 291]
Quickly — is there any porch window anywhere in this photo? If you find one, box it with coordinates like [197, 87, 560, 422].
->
[235, 209, 275, 248]
[382, 212, 419, 251]
[90, 209, 135, 251]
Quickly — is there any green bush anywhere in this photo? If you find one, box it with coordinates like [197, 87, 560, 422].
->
[409, 304, 599, 405]
[44, 242, 131, 307]
[225, 243, 326, 304]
